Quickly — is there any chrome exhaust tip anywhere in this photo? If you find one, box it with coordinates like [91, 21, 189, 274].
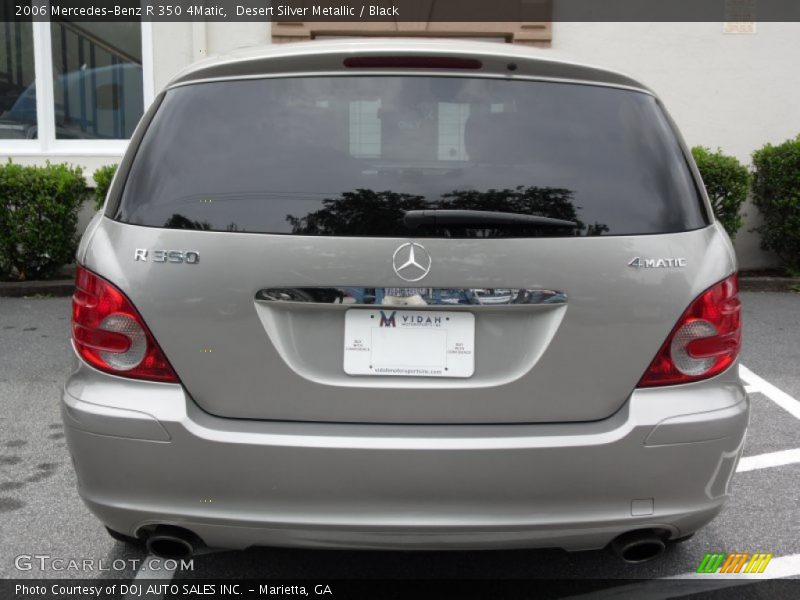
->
[610, 530, 667, 563]
[145, 525, 203, 560]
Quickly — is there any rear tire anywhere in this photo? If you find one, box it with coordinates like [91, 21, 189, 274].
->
[105, 526, 143, 546]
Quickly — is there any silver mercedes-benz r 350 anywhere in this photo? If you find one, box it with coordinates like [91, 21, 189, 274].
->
[64, 39, 747, 563]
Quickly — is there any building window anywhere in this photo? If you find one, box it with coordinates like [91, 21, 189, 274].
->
[271, 0, 553, 46]
[0, 12, 152, 154]
[349, 100, 381, 158]
[437, 102, 470, 161]
[51, 21, 144, 139]
[0, 20, 37, 139]
[273, 22, 553, 46]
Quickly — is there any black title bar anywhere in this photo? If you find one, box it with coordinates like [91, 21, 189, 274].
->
[3, 579, 800, 600]
[6, 0, 800, 23]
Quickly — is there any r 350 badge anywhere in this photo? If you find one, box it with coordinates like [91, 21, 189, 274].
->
[134, 248, 200, 264]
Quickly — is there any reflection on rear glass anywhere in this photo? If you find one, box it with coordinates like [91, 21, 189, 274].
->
[117, 76, 706, 237]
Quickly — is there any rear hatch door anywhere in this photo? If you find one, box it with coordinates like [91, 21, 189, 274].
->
[93, 73, 719, 424]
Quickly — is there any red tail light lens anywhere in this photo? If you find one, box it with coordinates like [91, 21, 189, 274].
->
[72, 265, 180, 383]
[638, 274, 741, 387]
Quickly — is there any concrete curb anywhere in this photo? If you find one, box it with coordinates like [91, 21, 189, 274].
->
[1, 276, 798, 298]
[0, 279, 75, 298]
[739, 276, 800, 293]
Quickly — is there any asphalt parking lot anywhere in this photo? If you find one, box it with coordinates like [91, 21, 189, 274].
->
[1, 291, 798, 588]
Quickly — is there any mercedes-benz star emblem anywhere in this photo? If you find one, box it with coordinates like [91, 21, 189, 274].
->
[392, 242, 432, 282]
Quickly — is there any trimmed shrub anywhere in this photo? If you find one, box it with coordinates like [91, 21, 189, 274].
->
[0, 161, 87, 281]
[751, 136, 800, 275]
[92, 163, 118, 210]
[691, 146, 750, 239]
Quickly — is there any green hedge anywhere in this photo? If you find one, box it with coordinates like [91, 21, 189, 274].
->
[0, 161, 87, 281]
[93, 163, 118, 210]
[1, 141, 800, 280]
[691, 146, 750, 239]
[752, 135, 800, 275]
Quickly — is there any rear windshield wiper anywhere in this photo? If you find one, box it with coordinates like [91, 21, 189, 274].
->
[403, 210, 578, 229]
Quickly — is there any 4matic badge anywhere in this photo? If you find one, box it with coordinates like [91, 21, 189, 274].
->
[628, 257, 687, 269]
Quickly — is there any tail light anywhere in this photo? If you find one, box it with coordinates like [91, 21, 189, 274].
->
[71, 265, 180, 383]
[638, 274, 741, 387]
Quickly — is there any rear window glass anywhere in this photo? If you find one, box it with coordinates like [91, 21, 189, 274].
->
[115, 76, 707, 237]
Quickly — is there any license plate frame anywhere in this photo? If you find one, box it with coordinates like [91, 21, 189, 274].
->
[343, 309, 475, 378]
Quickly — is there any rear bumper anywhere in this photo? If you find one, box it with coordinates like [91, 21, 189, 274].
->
[62, 362, 748, 551]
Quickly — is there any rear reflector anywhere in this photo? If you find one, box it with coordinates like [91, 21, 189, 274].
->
[343, 56, 482, 70]
[637, 274, 741, 387]
[71, 265, 180, 383]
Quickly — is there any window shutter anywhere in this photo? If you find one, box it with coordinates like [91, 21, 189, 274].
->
[272, 0, 552, 46]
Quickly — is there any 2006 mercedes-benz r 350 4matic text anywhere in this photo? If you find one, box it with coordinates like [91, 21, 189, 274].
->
[64, 40, 747, 562]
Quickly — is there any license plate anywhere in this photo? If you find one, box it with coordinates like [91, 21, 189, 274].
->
[343, 309, 475, 378]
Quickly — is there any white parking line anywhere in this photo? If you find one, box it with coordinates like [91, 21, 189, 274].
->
[737, 448, 800, 472]
[558, 554, 800, 599]
[125, 555, 176, 600]
[740, 365, 800, 420]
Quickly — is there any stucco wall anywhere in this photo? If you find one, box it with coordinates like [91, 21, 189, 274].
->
[544, 22, 800, 268]
[150, 21, 273, 91]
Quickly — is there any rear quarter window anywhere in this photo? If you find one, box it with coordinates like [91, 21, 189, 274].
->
[114, 76, 707, 238]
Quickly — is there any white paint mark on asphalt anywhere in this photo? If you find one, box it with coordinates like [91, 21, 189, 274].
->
[125, 555, 176, 600]
[558, 554, 800, 599]
[740, 364, 800, 420]
[737, 448, 800, 472]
